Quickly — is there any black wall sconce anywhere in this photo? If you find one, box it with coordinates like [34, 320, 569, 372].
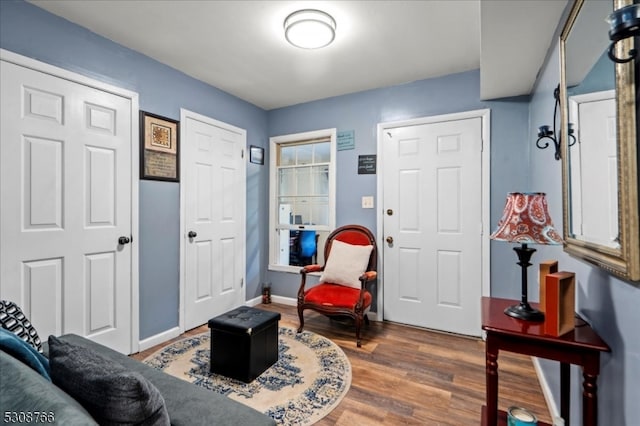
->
[607, 3, 640, 63]
[536, 84, 577, 161]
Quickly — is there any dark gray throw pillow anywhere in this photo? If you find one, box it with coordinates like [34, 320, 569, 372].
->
[48, 336, 170, 426]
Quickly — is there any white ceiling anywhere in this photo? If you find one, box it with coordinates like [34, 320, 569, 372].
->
[29, 0, 569, 110]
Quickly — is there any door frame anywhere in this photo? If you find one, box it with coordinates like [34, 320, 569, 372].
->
[0, 48, 141, 353]
[375, 109, 491, 321]
[179, 108, 247, 334]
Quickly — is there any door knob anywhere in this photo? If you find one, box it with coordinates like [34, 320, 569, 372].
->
[188, 231, 197, 238]
[386, 236, 394, 244]
[387, 209, 394, 216]
[118, 236, 130, 245]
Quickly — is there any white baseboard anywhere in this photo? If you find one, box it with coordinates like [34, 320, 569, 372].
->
[138, 326, 181, 352]
[245, 296, 263, 306]
[367, 311, 380, 322]
[244, 295, 297, 307]
[271, 295, 297, 306]
[247, 294, 382, 321]
[532, 356, 561, 422]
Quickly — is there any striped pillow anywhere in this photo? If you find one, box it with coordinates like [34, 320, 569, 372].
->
[0, 300, 42, 353]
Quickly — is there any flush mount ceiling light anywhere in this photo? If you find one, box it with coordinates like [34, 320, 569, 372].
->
[284, 9, 336, 49]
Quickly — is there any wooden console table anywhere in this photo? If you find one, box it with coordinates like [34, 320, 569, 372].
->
[481, 297, 610, 426]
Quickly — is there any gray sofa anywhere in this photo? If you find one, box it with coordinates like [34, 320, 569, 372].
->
[1, 333, 276, 426]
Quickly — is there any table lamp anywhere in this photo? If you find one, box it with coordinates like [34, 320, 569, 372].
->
[490, 192, 563, 321]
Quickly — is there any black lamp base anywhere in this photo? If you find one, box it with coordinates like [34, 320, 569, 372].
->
[504, 303, 545, 322]
[505, 243, 545, 322]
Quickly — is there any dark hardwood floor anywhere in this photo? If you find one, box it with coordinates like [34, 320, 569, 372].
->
[132, 303, 552, 425]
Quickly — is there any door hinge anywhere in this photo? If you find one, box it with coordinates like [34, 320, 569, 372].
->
[241, 149, 244, 158]
[240, 278, 244, 288]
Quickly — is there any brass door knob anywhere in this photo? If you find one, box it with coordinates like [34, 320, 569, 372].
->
[386, 236, 394, 244]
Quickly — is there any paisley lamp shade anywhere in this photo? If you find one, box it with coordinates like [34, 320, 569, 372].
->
[490, 192, 562, 245]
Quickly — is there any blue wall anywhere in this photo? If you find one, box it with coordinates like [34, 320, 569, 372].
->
[0, 0, 269, 339]
[530, 37, 639, 426]
[0, 0, 533, 328]
[569, 51, 615, 95]
[3, 2, 638, 424]
[267, 70, 532, 299]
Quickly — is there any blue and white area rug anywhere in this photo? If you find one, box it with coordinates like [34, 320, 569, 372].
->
[144, 327, 351, 425]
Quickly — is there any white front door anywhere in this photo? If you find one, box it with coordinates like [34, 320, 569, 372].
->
[1, 59, 134, 353]
[182, 110, 246, 330]
[382, 115, 484, 336]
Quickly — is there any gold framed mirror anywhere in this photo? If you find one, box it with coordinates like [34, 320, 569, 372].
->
[560, 0, 640, 281]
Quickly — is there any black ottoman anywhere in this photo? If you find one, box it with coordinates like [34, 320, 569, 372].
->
[207, 306, 281, 383]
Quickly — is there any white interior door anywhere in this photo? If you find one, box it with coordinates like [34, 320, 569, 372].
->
[569, 92, 617, 246]
[1, 59, 134, 353]
[382, 116, 483, 336]
[182, 110, 246, 330]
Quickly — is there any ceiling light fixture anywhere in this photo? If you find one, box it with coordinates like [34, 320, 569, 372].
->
[284, 9, 336, 49]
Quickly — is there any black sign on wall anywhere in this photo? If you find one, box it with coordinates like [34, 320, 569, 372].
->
[358, 155, 377, 174]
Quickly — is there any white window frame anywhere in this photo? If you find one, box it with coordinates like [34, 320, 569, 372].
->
[268, 128, 337, 273]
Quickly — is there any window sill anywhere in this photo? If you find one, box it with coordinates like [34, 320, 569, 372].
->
[268, 264, 321, 276]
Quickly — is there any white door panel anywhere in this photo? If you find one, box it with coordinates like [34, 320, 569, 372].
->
[383, 117, 483, 336]
[569, 93, 617, 246]
[183, 112, 245, 330]
[1, 60, 133, 353]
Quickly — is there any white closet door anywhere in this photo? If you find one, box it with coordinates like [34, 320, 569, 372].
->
[182, 111, 246, 330]
[1, 60, 134, 353]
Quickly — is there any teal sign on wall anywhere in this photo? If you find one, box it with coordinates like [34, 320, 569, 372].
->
[337, 130, 355, 151]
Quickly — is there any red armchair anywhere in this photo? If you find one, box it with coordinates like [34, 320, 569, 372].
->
[297, 224, 377, 347]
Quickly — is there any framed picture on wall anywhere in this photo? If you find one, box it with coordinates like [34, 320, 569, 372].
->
[140, 111, 179, 181]
[250, 145, 264, 165]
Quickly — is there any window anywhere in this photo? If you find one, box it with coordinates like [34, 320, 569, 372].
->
[269, 128, 336, 272]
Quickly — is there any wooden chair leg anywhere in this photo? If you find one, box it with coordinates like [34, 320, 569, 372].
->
[297, 305, 305, 333]
[355, 315, 362, 347]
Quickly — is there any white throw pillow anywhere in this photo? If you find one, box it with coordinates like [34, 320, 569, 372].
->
[319, 240, 374, 288]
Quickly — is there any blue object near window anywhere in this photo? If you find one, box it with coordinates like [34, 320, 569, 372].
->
[299, 230, 317, 259]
